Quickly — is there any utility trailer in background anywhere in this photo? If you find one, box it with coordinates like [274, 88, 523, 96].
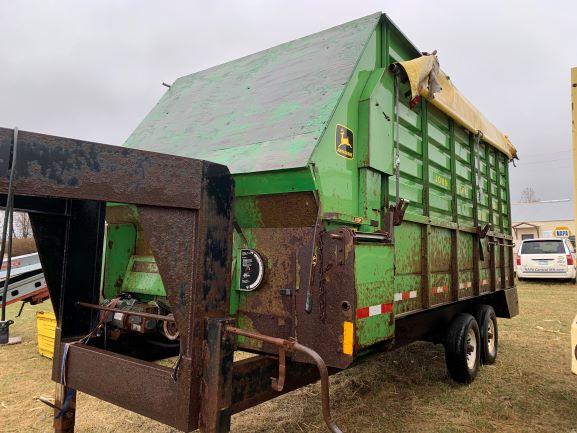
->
[0, 12, 518, 433]
[0, 253, 47, 311]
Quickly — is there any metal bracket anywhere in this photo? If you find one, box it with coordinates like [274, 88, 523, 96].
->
[381, 198, 410, 243]
[270, 338, 296, 392]
[477, 224, 492, 262]
[391, 199, 409, 226]
[478, 224, 491, 239]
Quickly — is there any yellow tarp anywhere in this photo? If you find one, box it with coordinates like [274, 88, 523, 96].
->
[398, 55, 517, 159]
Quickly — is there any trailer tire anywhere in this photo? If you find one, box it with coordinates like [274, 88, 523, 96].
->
[474, 305, 498, 364]
[444, 314, 480, 384]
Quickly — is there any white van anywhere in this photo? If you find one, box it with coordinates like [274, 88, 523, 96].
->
[516, 238, 576, 283]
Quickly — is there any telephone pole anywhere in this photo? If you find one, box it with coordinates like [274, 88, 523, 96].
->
[572, 68, 577, 241]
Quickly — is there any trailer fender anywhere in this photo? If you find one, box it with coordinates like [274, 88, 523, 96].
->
[491, 287, 518, 319]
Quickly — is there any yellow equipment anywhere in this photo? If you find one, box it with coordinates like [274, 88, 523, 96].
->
[36, 311, 56, 359]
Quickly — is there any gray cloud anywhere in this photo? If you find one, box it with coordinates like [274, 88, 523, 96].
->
[1, 0, 575, 201]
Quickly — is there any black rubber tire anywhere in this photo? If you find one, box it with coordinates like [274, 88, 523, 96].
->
[444, 313, 481, 384]
[474, 305, 498, 365]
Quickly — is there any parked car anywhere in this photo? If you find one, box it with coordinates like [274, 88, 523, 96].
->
[516, 238, 576, 283]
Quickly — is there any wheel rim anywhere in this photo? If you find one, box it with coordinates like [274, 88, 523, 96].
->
[466, 328, 477, 370]
[487, 319, 496, 356]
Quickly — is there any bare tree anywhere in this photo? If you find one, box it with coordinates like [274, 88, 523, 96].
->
[520, 187, 539, 203]
[15, 212, 32, 238]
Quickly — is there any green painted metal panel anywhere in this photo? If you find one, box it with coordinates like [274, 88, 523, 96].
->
[311, 26, 381, 221]
[355, 244, 394, 347]
[122, 255, 166, 297]
[393, 221, 423, 315]
[430, 227, 451, 273]
[234, 168, 316, 197]
[395, 222, 422, 274]
[103, 223, 136, 299]
[358, 168, 382, 230]
[358, 68, 394, 174]
[389, 85, 425, 216]
[124, 13, 382, 175]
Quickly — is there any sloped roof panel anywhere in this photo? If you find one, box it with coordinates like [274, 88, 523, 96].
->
[124, 13, 382, 173]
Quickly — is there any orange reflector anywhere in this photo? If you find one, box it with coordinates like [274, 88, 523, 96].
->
[343, 321, 354, 355]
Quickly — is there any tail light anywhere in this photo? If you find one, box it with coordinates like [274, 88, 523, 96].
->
[516, 255, 521, 266]
[567, 254, 574, 266]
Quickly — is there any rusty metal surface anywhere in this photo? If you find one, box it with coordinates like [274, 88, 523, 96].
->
[4, 128, 235, 432]
[64, 343, 184, 429]
[31, 200, 106, 340]
[230, 355, 320, 413]
[294, 228, 356, 368]
[200, 318, 235, 433]
[235, 225, 356, 369]
[226, 326, 343, 433]
[0, 127, 204, 209]
[255, 192, 317, 228]
[236, 227, 314, 351]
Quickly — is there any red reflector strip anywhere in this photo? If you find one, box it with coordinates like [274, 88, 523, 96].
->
[381, 303, 393, 314]
[356, 307, 370, 319]
[393, 290, 418, 302]
[356, 302, 394, 319]
[431, 285, 449, 294]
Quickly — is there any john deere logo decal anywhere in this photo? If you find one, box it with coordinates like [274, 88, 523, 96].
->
[336, 124, 354, 159]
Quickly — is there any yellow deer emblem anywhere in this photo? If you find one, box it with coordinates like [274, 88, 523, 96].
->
[336, 125, 353, 159]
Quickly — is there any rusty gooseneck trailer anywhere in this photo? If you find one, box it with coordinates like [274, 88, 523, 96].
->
[0, 12, 518, 433]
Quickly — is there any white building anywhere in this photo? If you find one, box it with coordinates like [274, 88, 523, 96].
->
[511, 199, 575, 251]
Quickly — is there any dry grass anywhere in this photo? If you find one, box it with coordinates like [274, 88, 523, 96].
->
[10, 237, 37, 257]
[1, 281, 577, 433]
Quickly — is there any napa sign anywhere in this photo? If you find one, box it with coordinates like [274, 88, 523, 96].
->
[553, 226, 572, 238]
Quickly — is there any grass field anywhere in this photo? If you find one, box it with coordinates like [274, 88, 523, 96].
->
[1, 281, 576, 433]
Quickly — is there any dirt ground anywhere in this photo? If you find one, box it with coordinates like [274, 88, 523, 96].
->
[1, 281, 576, 433]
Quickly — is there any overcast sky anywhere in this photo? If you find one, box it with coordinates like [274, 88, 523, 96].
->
[1, 0, 575, 202]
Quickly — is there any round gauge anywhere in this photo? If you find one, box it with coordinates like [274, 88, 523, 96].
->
[239, 249, 264, 291]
